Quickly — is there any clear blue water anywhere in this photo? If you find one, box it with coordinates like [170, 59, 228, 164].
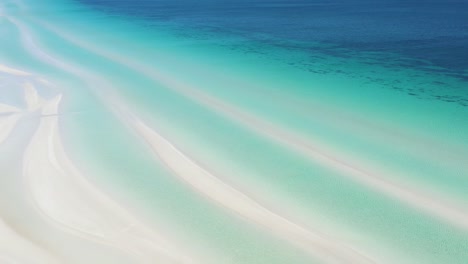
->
[1, 0, 467, 263]
[78, 0, 468, 78]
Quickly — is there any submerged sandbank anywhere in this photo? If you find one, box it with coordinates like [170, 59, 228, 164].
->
[0, 0, 467, 263]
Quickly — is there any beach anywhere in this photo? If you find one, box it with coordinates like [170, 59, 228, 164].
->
[0, 0, 467, 263]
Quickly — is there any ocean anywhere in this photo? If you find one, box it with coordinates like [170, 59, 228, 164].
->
[0, 0, 467, 263]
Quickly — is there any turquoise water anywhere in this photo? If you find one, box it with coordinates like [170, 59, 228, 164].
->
[0, 0, 467, 263]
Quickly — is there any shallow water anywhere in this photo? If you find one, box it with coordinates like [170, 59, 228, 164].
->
[0, 0, 467, 263]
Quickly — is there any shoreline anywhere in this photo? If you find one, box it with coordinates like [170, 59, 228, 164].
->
[1, 0, 467, 263]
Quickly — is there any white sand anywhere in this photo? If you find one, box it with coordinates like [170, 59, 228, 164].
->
[6, 15, 376, 263]
[39, 23, 468, 232]
[131, 117, 374, 264]
[23, 81, 41, 110]
[0, 19, 193, 262]
[7, 8, 468, 263]
[0, 218, 61, 264]
[0, 66, 43, 145]
[0, 103, 20, 144]
[178, 87, 468, 230]
[22, 94, 193, 264]
[0, 107, 20, 145]
[0, 64, 30, 76]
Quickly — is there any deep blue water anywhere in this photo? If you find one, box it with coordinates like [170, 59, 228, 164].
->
[77, 0, 468, 79]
